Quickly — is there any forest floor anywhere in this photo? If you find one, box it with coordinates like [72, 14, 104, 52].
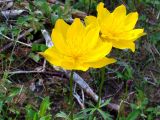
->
[0, 0, 160, 120]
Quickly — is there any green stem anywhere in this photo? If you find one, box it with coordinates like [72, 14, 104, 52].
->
[97, 67, 105, 107]
[69, 71, 74, 120]
[88, 0, 92, 15]
[64, 0, 71, 15]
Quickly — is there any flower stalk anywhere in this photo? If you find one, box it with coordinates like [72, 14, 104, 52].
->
[69, 70, 74, 119]
[97, 67, 105, 107]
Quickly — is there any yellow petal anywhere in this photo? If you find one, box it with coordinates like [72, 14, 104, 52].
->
[97, 2, 110, 22]
[66, 18, 85, 53]
[102, 29, 146, 42]
[53, 19, 69, 38]
[51, 19, 70, 55]
[84, 57, 116, 68]
[113, 4, 126, 16]
[109, 5, 126, 31]
[84, 16, 97, 25]
[40, 47, 73, 67]
[58, 61, 74, 70]
[112, 41, 135, 52]
[39, 47, 62, 66]
[51, 29, 70, 55]
[60, 61, 89, 71]
[124, 12, 138, 31]
[119, 29, 146, 41]
[73, 65, 89, 71]
[84, 40, 112, 62]
[100, 14, 113, 33]
[83, 24, 100, 51]
[128, 29, 146, 41]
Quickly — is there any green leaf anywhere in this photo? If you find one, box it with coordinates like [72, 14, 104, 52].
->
[74, 112, 87, 120]
[29, 53, 40, 62]
[8, 87, 21, 97]
[127, 110, 140, 120]
[97, 109, 112, 120]
[0, 101, 3, 112]
[149, 32, 160, 44]
[25, 105, 37, 120]
[51, 15, 58, 25]
[39, 97, 50, 117]
[55, 111, 70, 119]
[34, 0, 52, 16]
[40, 115, 52, 120]
[100, 99, 111, 108]
[93, 117, 97, 120]
[33, 113, 38, 120]
[81, 108, 94, 113]
[6, 88, 21, 102]
[32, 44, 48, 52]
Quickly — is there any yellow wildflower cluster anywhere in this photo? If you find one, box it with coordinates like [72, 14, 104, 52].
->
[40, 2, 145, 71]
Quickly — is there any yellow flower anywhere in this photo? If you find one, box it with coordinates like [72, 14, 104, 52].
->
[85, 2, 146, 52]
[40, 18, 116, 71]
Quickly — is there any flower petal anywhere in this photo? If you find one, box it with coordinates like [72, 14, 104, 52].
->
[39, 47, 62, 66]
[66, 18, 85, 54]
[51, 29, 70, 55]
[100, 14, 113, 33]
[108, 5, 126, 32]
[60, 61, 89, 71]
[53, 19, 69, 38]
[127, 29, 146, 41]
[124, 12, 138, 31]
[97, 2, 110, 22]
[84, 16, 97, 25]
[40, 47, 73, 67]
[112, 40, 135, 52]
[51, 19, 70, 55]
[84, 57, 116, 68]
[112, 4, 126, 17]
[83, 40, 112, 62]
[83, 24, 100, 51]
[118, 29, 146, 41]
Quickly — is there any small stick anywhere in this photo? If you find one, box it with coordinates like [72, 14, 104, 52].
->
[73, 84, 85, 109]
[41, 29, 53, 47]
[0, 0, 13, 3]
[0, 33, 32, 47]
[0, 28, 33, 52]
[144, 77, 157, 86]
[3, 1, 13, 10]
[5, 70, 44, 74]
[1, 10, 25, 19]
[18, 28, 34, 40]
[150, 71, 157, 84]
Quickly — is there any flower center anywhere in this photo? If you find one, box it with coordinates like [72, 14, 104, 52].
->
[74, 56, 79, 61]
[99, 32, 106, 41]
[72, 54, 81, 63]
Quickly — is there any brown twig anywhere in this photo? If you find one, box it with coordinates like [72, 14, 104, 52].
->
[0, 28, 34, 52]
[18, 28, 34, 40]
[0, 33, 31, 47]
